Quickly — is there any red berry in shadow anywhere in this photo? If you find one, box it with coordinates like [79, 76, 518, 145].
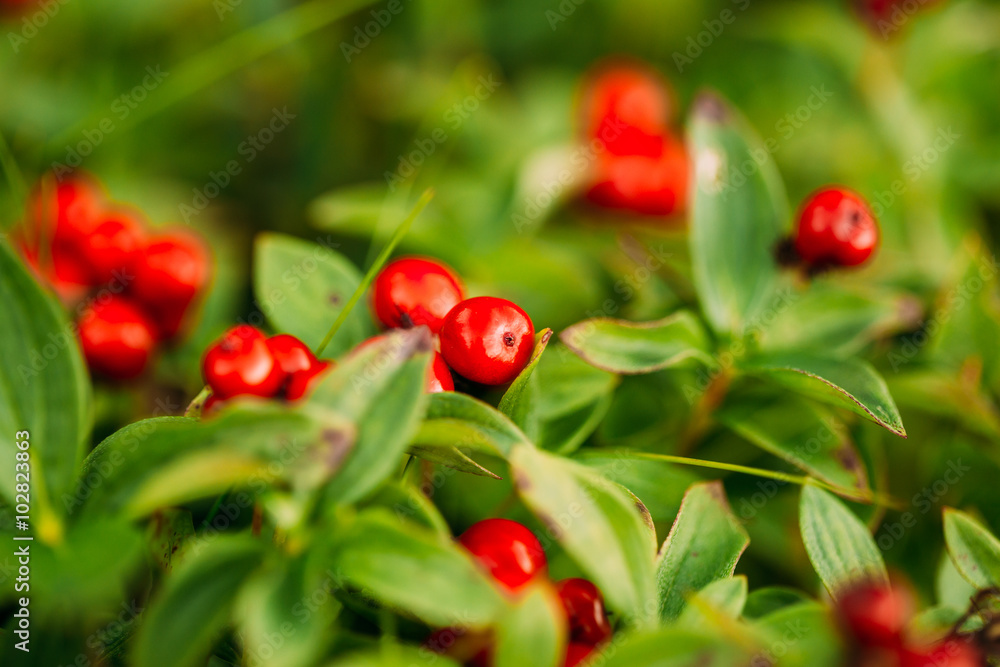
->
[457, 518, 547, 594]
[564, 642, 598, 667]
[794, 187, 879, 268]
[77, 296, 157, 380]
[555, 578, 613, 645]
[371, 257, 465, 333]
[439, 297, 534, 386]
[837, 583, 912, 647]
[202, 325, 285, 399]
[131, 232, 210, 338]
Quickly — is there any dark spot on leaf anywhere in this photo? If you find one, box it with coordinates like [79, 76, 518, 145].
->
[329, 293, 342, 305]
[694, 92, 729, 122]
[512, 469, 531, 492]
[321, 428, 354, 471]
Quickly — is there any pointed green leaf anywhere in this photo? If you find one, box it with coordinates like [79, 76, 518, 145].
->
[410, 392, 531, 459]
[498, 329, 553, 441]
[494, 583, 565, 667]
[943, 508, 1000, 589]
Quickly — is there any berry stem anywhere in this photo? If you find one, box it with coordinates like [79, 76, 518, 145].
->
[315, 188, 434, 356]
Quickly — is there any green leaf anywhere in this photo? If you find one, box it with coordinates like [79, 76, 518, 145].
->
[598, 627, 752, 667]
[889, 370, 1000, 439]
[742, 587, 812, 620]
[799, 485, 888, 598]
[360, 481, 451, 535]
[717, 393, 869, 493]
[538, 393, 613, 455]
[311, 328, 432, 504]
[676, 576, 748, 629]
[655, 481, 749, 621]
[410, 392, 531, 459]
[498, 329, 553, 441]
[752, 602, 845, 667]
[0, 241, 91, 519]
[328, 510, 504, 627]
[253, 232, 373, 354]
[560, 311, 712, 374]
[407, 445, 502, 479]
[742, 353, 906, 437]
[133, 536, 266, 667]
[494, 583, 565, 667]
[943, 508, 1000, 589]
[687, 92, 790, 337]
[324, 645, 460, 667]
[512, 444, 657, 627]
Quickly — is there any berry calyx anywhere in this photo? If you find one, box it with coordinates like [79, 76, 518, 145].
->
[457, 518, 547, 594]
[131, 232, 210, 338]
[202, 325, 285, 399]
[78, 296, 158, 380]
[555, 578, 612, 645]
[439, 297, 535, 386]
[372, 257, 465, 334]
[837, 583, 912, 647]
[794, 187, 879, 268]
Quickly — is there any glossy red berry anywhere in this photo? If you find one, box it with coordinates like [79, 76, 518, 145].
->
[77, 296, 158, 380]
[202, 325, 285, 399]
[354, 335, 454, 393]
[586, 137, 689, 217]
[564, 642, 598, 667]
[794, 187, 879, 268]
[267, 334, 318, 376]
[285, 360, 333, 401]
[457, 518, 547, 594]
[555, 578, 613, 645]
[837, 583, 912, 647]
[80, 209, 146, 284]
[582, 63, 672, 158]
[371, 257, 465, 333]
[131, 232, 210, 338]
[440, 297, 535, 386]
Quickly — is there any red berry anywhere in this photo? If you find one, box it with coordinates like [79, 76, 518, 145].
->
[457, 518, 547, 594]
[794, 187, 879, 268]
[79, 209, 146, 284]
[586, 137, 689, 217]
[202, 326, 285, 399]
[371, 257, 465, 333]
[77, 296, 157, 380]
[901, 641, 981, 667]
[131, 232, 210, 338]
[564, 642, 597, 667]
[267, 334, 318, 376]
[837, 583, 911, 647]
[439, 297, 535, 386]
[354, 335, 454, 393]
[555, 578, 612, 645]
[285, 360, 333, 402]
[582, 63, 672, 158]
[30, 176, 103, 245]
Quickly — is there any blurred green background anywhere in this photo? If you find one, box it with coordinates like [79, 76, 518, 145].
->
[4, 0, 1000, 627]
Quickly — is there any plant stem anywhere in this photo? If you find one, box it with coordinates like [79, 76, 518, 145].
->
[315, 189, 434, 356]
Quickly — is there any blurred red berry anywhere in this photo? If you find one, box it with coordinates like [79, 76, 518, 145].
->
[556, 578, 612, 645]
[202, 394, 223, 417]
[901, 640, 981, 667]
[267, 334, 318, 376]
[439, 297, 535, 386]
[79, 209, 145, 284]
[581, 63, 672, 158]
[837, 583, 912, 647]
[586, 137, 689, 217]
[202, 325, 285, 399]
[77, 296, 157, 380]
[285, 360, 333, 401]
[30, 176, 103, 246]
[564, 642, 598, 667]
[794, 187, 879, 268]
[457, 518, 547, 594]
[131, 232, 210, 338]
[371, 257, 465, 334]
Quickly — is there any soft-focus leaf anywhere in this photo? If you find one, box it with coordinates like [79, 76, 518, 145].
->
[742, 587, 812, 620]
[655, 481, 749, 621]
[687, 92, 790, 337]
[0, 240, 91, 516]
[512, 444, 657, 627]
[494, 583, 564, 667]
[943, 507, 1000, 589]
[560, 311, 712, 374]
[133, 536, 266, 667]
[676, 576, 748, 629]
[410, 392, 531, 459]
[752, 602, 845, 667]
[743, 353, 906, 437]
[253, 232, 373, 354]
[407, 445, 502, 479]
[597, 627, 753, 667]
[799, 485, 888, 597]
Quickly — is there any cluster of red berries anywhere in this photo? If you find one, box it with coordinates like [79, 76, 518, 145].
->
[16, 175, 209, 380]
[200, 326, 331, 413]
[783, 186, 880, 272]
[580, 62, 689, 218]
[371, 257, 536, 387]
[429, 518, 612, 666]
[838, 583, 981, 666]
